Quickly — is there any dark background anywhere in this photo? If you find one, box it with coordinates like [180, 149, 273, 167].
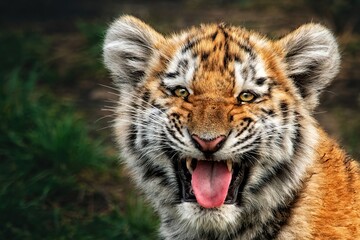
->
[1, 0, 359, 239]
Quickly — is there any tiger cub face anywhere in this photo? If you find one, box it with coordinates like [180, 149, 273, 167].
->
[103, 16, 339, 238]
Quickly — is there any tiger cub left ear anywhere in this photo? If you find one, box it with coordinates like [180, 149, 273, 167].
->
[103, 15, 164, 86]
[276, 24, 340, 111]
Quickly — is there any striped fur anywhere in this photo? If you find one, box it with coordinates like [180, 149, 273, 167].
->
[103, 16, 360, 239]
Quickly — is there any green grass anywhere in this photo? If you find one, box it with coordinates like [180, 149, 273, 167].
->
[0, 30, 56, 83]
[0, 67, 158, 239]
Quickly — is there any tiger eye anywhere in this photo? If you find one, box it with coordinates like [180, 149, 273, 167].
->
[174, 88, 190, 99]
[238, 91, 255, 103]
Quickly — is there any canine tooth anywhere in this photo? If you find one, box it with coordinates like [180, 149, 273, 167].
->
[226, 160, 233, 172]
[186, 158, 193, 174]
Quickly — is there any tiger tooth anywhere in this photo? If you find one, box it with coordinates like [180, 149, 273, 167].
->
[186, 158, 193, 174]
[226, 160, 233, 172]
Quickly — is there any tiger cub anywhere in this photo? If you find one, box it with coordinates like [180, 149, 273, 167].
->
[103, 15, 360, 239]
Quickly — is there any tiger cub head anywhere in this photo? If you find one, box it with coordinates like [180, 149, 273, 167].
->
[103, 16, 339, 234]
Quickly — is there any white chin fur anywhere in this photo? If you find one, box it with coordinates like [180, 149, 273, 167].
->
[176, 202, 241, 231]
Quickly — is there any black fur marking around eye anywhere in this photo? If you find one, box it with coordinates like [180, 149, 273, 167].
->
[255, 77, 267, 86]
[165, 71, 180, 79]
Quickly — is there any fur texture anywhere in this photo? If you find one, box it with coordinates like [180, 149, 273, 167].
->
[103, 16, 360, 239]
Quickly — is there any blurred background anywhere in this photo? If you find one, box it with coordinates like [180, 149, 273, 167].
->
[0, 0, 359, 239]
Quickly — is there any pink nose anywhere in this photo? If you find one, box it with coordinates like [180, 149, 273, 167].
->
[192, 135, 226, 154]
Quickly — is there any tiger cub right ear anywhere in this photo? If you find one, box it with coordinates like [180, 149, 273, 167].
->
[276, 24, 340, 111]
[103, 15, 164, 85]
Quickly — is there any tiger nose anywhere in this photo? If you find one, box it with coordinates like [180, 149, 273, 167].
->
[191, 135, 226, 154]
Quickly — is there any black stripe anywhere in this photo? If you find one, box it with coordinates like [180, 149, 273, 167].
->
[280, 100, 289, 124]
[160, 137, 180, 162]
[141, 127, 149, 148]
[142, 162, 171, 187]
[265, 123, 277, 147]
[232, 144, 256, 157]
[248, 159, 293, 195]
[152, 102, 166, 112]
[200, 52, 210, 61]
[127, 123, 138, 153]
[232, 39, 255, 56]
[261, 108, 275, 116]
[174, 123, 183, 137]
[129, 70, 145, 84]
[292, 115, 303, 154]
[181, 37, 201, 54]
[233, 191, 297, 239]
[234, 131, 256, 148]
[248, 62, 256, 80]
[161, 141, 182, 201]
[181, 30, 232, 54]
[235, 117, 253, 137]
[223, 46, 231, 68]
[219, 27, 231, 68]
[229, 37, 257, 58]
[166, 126, 186, 145]
[179, 59, 189, 75]
[252, 191, 298, 239]
[141, 90, 150, 103]
[211, 31, 218, 41]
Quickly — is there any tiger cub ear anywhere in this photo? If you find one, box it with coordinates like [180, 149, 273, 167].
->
[103, 15, 164, 85]
[276, 24, 340, 111]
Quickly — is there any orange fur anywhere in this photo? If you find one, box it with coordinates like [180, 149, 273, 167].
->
[280, 130, 360, 239]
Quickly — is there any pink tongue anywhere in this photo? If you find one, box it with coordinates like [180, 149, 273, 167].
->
[191, 161, 232, 208]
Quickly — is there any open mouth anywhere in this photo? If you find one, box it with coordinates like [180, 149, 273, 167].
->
[177, 158, 246, 208]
